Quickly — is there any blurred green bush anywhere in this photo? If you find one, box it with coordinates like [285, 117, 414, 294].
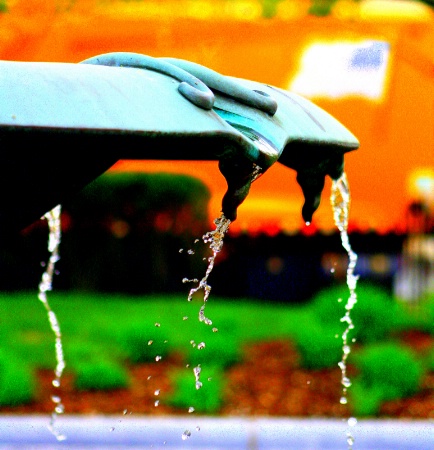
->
[0, 349, 35, 406]
[183, 332, 242, 369]
[116, 321, 172, 364]
[290, 321, 343, 369]
[308, 282, 408, 343]
[61, 172, 211, 293]
[351, 342, 425, 416]
[74, 360, 130, 392]
[166, 365, 224, 414]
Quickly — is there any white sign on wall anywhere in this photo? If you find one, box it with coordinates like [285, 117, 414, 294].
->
[289, 40, 391, 101]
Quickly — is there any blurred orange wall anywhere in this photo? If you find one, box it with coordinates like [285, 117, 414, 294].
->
[1, 0, 432, 232]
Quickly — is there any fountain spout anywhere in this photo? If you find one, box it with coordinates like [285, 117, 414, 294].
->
[0, 53, 358, 232]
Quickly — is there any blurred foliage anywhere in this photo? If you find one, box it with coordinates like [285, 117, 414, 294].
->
[308, 282, 409, 343]
[421, 0, 434, 8]
[308, 0, 339, 16]
[74, 360, 130, 391]
[259, 0, 284, 18]
[307, 0, 434, 17]
[116, 321, 172, 364]
[290, 321, 343, 369]
[0, 290, 430, 407]
[416, 292, 434, 335]
[0, 349, 35, 406]
[183, 331, 242, 368]
[0, 1, 7, 13]
[65, 172, 210, 231]
[166, 365, 225, 414]
[60, 172, 211, 293]
[351, 342, 425, 416]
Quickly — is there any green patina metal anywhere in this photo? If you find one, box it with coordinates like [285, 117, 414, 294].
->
[0, 52, 358, 231]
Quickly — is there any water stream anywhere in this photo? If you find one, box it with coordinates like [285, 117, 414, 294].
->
[183, 213, 231, 326]
[330, 173, 359, 450]
[37, 204, 66, 441]
[33, 172, 359, 448]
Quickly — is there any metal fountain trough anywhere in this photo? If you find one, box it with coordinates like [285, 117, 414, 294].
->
[0, 52, 359, 232]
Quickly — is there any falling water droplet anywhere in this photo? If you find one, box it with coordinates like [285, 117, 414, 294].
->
[51, 395, 61, 404]
[197, 342, 206, 350]
[305, 221, 311, 226]
[110, 427, 115, 432]
[212, 327, 218, 332]
[179, 249, 184, 253]
[188, 407, 195, 413]
[54, 404, 64, 414]
[155, 322, 161, 327]
[154, 400, 160, 407]
[196, 426, 201, 432]
[155, 355, 162, 362]
[182, 430, 191, 440]
[342, 377, 352, 388]
[154, 389, 160, 396]
[348, 417, 357, 427]
[123, 409, 128, 415]
[330, 267, 335, 273]
[148, 340, 153, 345]
[147, 376, 152, 380]
[193, 365, 203, 390]
[340, 396, 348, 405]
[183, 316, 188, 320]
[187, 249, 195, 255]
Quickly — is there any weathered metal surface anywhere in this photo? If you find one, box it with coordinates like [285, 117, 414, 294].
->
[0, 54, 359, 231]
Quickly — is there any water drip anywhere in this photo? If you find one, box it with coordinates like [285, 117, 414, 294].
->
[38, 205, 66, 442]
[193, 365, 202, 390]
[182, 430, 191, 440]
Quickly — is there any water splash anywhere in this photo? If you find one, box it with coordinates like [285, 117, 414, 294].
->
[182, 430, 191, 440]
[331, 173, 359, 450]
[38, 205, 66, 441]
[193, 365, 202, 390]
[183, 213, 231, 325]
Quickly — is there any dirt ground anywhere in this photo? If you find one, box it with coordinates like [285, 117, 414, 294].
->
[2, 333, 432, 420]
